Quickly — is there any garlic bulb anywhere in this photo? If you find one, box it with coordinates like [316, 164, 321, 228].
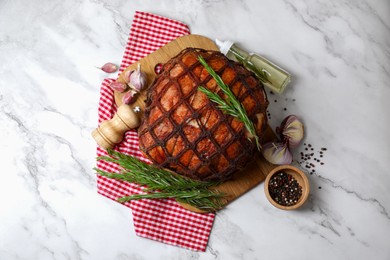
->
[276, 115, 304, 148]
[123, 69, 133, 84]
[129, 63, 147, 91]
[262, 142, 292, 165]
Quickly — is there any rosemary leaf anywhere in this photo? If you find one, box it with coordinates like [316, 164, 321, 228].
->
[197, 56, 261, 150]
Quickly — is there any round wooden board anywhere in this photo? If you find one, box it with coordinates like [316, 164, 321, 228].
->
[114, 34, 277, 213]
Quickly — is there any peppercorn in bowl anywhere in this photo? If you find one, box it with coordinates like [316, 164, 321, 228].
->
[264, 165, 310, 210]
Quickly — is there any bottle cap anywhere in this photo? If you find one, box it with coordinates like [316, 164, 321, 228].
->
[215, 39, 234, 55]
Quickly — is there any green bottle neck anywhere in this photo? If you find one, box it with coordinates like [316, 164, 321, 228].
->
[228, 44, 248, 63]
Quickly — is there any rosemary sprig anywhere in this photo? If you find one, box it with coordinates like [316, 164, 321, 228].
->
[95, 150, 224, 211]
[251, 66, 272, 84]
[197, 56, 261, 150]
[117, 190, 224, 210]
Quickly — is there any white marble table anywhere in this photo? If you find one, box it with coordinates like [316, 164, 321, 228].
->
[1, 0, 389, 259]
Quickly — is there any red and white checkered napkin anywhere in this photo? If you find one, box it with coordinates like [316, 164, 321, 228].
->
[96, 11, 215, 252]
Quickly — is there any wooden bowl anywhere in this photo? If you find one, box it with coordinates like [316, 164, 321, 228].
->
[264, 165, 310, 210]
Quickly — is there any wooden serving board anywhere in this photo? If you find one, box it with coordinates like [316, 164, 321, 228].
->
[115, 34, 277, 212]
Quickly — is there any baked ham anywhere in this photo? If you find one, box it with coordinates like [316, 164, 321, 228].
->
[138, 48, 269, 181]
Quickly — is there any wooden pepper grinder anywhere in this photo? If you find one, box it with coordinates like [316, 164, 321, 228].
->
[91, 104, 141, 149]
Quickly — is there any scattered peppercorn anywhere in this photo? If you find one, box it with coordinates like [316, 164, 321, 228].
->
[267, 110, 272, 119]
[268, 172, 303, 206]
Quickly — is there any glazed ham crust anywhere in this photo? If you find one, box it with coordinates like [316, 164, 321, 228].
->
[138, 48, 269, 181]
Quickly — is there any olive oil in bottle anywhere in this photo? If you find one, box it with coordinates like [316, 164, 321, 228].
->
[216, 39, 291, 94]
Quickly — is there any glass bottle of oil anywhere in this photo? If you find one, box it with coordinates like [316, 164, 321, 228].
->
[216, 39, 291, 94]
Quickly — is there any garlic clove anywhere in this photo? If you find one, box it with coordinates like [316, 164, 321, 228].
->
[99, 62, 118, 73]
[122, 89, 138, 105]
[129, 63, 147, 91]
[262, 142, 292, 165]
[109, 82, 127, 92]
[276, 115, 304, 148]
